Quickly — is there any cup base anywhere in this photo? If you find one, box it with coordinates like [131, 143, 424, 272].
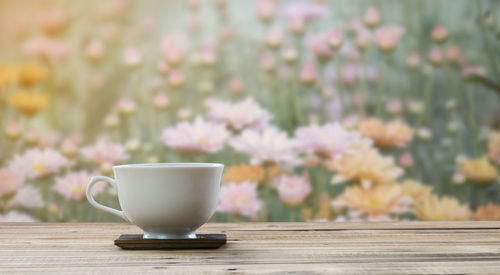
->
[143, 231, 197, 239]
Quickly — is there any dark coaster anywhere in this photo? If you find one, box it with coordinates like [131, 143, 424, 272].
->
[114, 234, 227, 250]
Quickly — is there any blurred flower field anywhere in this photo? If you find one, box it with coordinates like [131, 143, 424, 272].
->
[0, 0, 500, 222]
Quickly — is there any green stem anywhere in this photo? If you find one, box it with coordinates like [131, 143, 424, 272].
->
[375, 54, 390, 117]
[417, 71, 434, 127]
[477, 0, 500, 79]
[335, 58, 344, 118]
[466, 86, 479, 156]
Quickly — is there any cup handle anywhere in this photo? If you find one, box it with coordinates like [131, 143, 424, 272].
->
[86, 176, 129, 222]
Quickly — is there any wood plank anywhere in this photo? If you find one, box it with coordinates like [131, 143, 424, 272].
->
[0, 222, 499, 273]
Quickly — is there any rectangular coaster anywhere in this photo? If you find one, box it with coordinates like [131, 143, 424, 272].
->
[114, 234, 227, 250]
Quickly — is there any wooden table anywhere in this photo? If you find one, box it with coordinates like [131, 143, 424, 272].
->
[1, 222, 500, 274]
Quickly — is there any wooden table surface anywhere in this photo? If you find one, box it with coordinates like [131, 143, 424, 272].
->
[1, 222, 500, 274]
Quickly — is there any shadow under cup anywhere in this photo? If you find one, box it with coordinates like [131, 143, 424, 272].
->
[87, 163, 224, 239]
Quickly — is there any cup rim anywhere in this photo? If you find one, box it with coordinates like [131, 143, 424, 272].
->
[113, 162, 224, 169]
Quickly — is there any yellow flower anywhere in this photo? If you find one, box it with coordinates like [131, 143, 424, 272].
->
[18, 63, 50, 86]
[8, 90, 50, 116]
[358, 118, 414, 148]
[460, 157, 498, 185]
[401, 179, 432, 202]
[415, 195, 470, 221]
[327, 143, 403, 187]
[222, 164, 282, 185]
[335, 183, 403, 216]
[0, 65, 21, 90]
[488, 131, 500, 165]
[473, 204, 500, 221]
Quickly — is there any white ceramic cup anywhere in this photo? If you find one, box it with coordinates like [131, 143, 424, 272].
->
[86, 163, 224, 239]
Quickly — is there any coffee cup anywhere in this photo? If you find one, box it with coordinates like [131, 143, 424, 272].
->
[86, 163, 223, 239]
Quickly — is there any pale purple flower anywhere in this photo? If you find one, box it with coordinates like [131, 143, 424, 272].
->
[9, 185, 44, 208]
[230, 127, 298, 165]
[22, 36, 68, 63]
[0, 211, 37, 222]
[80, 140, 129, 166]
[53, 171, 104, 201]
[363, 7, 380, 28]
[279, 2, 329, 23]
[266, 27, 283, 48]
[162, 116, 230, 153]
[307, 33, 334, 60]
[217, 181, 263, 219]
[161, 33, 186, 66]
[9, 148, 68, 179]
[115, 97, 136, 115]
[206, 97, 272, 131]
[295, 123, 362, 159]
[274, 173, 312, 206]
[256, 0, 277, 22]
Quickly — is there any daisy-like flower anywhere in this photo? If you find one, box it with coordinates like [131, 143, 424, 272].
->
[9, 148, 68, 179]
[223, 164, 282, 185]
[230, 127, 298, 165]
[358, 118, 414, 148]
[161, 116, 230, 153]
[460, 157, 498, 185]
[326, 141, 403, 187]
[295, 123, 364, 159]
[331, 183, 407, 217]
[274, 173, 312, 206]
[80, 140, 129, 166]
[401, 179, 432, 203]
[373, 26, 405, 53]
[217, 181, 263, 219]
[9, 185, 44, 208]
[415, 195, 470, 221]
[0, 168, 25, 197]
[53, 171, 104, 201]
[0, 211, 38, 222]
[206, 97, 272, 131]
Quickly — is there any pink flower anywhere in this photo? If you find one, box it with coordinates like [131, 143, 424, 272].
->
[0, 211, 37, 222]
[228, 78, 244, 95]
[153, 91, 170, 110]
[363, 7, 380, 28]
[406, 51, 421, 68]
[5, 120, 21, 140]
[431, 25, 448, 43]
[123, 46, 142, 68]
[274, 174, 312, 206]
[53, 171, 104, 201]
[9, 185, 44, 208]
[80, 140, 129, 166]
[0, 168, 25, 197]
[97, 0, 128, 19]
[9, 148, 68, 179]
[327, 29, 344, 50]
[39, 130, 62, 148]
[280, 2, 328, 23]
[230, 127, 298, 165]
[295, 123, 363, 159]
[115, 97, 136, 115]
[300, 64, 317, 86]
[307, 33, 334, 61]
[22, 36, 68, 63]
[161, 33, 186, 66]
[428, 47, 443, 66]
[36, 9, 66, 35]
[161, 116, 230, 153]
[168, 70, 185, 88]
[398, 152, 414, 168]
[386, 98, 403, 114]
[374, 26, 405, 52]
[266, 27, 283, 48]
[217, 181, 263, 219]
[206, 97, 272, 131]
[256, 0, 277, 22]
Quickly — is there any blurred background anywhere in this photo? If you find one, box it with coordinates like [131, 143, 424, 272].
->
[0, 0, 499, 222]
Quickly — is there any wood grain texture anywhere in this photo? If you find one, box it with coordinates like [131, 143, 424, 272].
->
[0, 222, 499, 274]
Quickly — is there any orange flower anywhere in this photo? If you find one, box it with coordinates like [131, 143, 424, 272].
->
[327, 142, 402, 187]
[0, 65, 21, 90]
[460, 157, 498, 185]
[222, 164, 281, 185]
[333, 183, 403, 217]
[473, 204, 500, 221]
[358, 118, 414, 148]
[415, 195, 470, 221]
[314, 192, 333, 221]
[401, 179, 432, 202]
[18, 63, 50, 86]
[8, 90, 50, 116]
[488, 131, 500, 165]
